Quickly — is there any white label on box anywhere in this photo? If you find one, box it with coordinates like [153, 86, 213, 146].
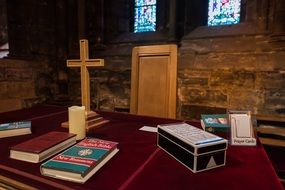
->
[232, 138, 256, 146]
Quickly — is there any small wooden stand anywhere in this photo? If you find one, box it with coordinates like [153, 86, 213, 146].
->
[61, 111, 109, 132]
[85, 111, 109, 132]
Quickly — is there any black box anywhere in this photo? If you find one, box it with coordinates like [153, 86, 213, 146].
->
[157, 123, 228, 173]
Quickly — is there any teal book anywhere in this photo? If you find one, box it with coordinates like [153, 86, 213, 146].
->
[40, 138, 119, 183]
[201, 114, 230, 133]
[0, 121, 31, 138]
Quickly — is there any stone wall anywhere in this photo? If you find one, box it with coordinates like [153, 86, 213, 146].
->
[178, 30, 285, 119]
[0, 1, 74, 112]
[0, 58, 57, 113]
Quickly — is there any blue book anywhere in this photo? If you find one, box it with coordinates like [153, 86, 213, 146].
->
[201, 114, 230, 133]
[0, 121, 32, 138]
[40, 138, 119, 183]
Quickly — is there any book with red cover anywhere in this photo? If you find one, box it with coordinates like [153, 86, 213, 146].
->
[10, 131, 76, 163]
[40, 138, 119, 183]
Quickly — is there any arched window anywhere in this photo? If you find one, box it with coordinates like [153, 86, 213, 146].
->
[134, 0, 156, 33]
[208, 0, 241, 26]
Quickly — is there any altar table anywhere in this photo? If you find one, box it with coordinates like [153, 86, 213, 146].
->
[0, 105, 283, 190]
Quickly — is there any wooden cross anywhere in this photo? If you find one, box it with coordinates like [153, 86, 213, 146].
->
[67, 39, 104, 112]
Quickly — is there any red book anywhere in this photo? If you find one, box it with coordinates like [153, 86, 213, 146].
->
[10, 131, 76, 163]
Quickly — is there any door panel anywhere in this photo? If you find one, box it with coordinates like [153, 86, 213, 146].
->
[137, 56, 169, 117]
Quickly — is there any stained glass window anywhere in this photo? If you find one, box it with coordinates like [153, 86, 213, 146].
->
[134, 0, 156, 33]
[208, 0, 241, 26]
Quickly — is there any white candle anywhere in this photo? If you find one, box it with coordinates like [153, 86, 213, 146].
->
[68, 106, 86, 140]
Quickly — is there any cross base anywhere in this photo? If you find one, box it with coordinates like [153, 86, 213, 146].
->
[61, 111, 109, 132]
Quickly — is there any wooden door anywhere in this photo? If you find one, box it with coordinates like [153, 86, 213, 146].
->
[130, 45, 177, 118]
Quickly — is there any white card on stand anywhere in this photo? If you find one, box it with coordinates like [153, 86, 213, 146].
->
[232, 114, 251, 138]
[229, 111, 256, 146]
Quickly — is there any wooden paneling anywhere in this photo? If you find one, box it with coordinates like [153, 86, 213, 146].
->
[131, 45, 177, 118]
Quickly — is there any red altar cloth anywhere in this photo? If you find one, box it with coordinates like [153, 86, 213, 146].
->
[0, 105, 283, 190]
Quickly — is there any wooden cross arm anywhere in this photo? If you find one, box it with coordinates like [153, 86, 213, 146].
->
[67, 59, 104, 67]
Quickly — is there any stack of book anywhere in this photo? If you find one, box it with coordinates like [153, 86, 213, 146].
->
[9, 130, 119, 184]
[4, 116, 118, 184]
